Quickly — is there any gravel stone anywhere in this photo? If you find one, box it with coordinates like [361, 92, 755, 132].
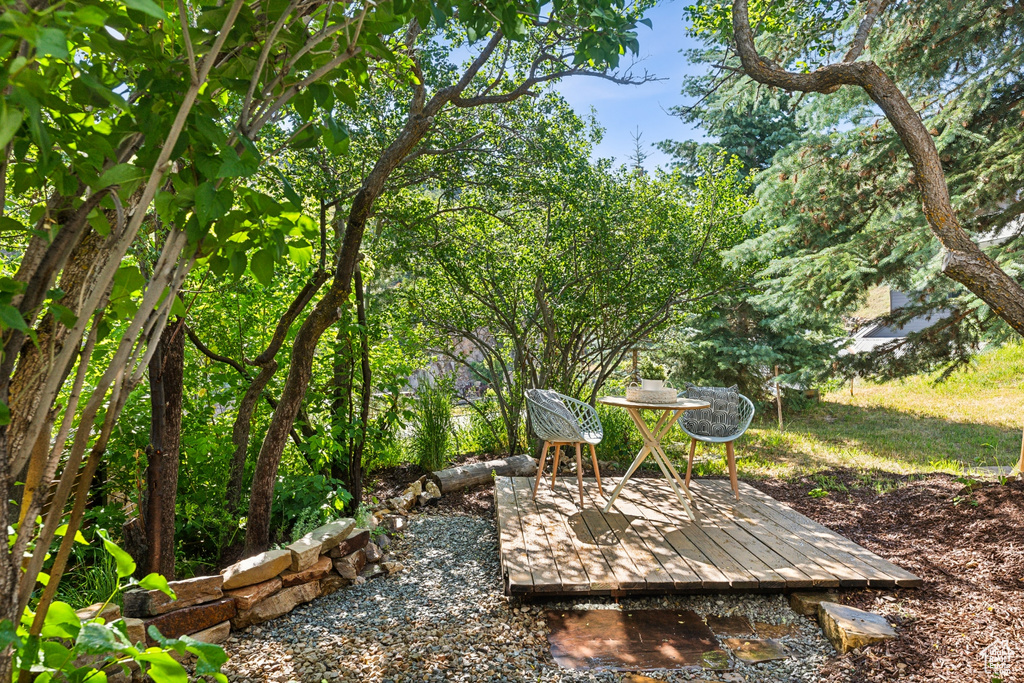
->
[222, 515, 834, 682]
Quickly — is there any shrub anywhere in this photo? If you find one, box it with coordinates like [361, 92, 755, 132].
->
[411, 378, 455, 471]
[595, 403, 638, 465]
[461, 397, 507, 455]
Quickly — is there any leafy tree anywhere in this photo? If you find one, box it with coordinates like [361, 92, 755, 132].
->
[395, 132, 755, 454]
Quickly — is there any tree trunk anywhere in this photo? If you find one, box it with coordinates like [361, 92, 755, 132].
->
[143, 318, 184, 579]
[350, 265, 371, 508]
[729, 0, 1024, 337]
[330, 319, 355, 483]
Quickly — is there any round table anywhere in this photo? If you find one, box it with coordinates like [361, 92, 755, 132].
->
[597, 396, 710, 520]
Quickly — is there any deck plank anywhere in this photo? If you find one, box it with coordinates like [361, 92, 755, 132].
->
[548, 478, 647, 591]
[495, 477, 921, 596]
[689, 481, 842, 588]
[511, 477, 589, 592]
[493, 477, 534, 593]
[612, 483, 733, 590]
[577, 479, 692, 590]
[734, 481, 922, 588]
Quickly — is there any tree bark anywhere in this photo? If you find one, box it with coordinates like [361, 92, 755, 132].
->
[143, 318, 185, 579]
[350, 265, 371, 508]
[730, 0, 1024, 337]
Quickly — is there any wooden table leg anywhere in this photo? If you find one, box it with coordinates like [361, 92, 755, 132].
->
[600, 443, 651, 512]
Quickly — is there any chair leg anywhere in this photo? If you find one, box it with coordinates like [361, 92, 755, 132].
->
[533, 441, 550, 497]
[589, 443, 603, 495]
[725, 441, 739, 500]
[550, 444, 562, 489]
[685, 437, 697, 487]
[574, 442, 584, 507]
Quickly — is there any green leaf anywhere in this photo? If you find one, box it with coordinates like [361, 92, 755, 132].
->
[0, 619, 21, 651]
[287, 241, 312, 269]
[195, 182, 231, 227]
[35, 28, 69, 59]
[55, 523, 89, 545]
[0, 401, 10, 427]
[96, 163, 148, 191]
[75, 5, 109, 26]
[0, 106, 23, 150]
[0, 305, 28, 332]
[138, 573, 176, 600]
[249, 248, 275, 287]
[76, 622, 125, 655]
[96, 529, 136, 579]
[273, 168, 301, 206]
[136, 650, 188, 683]
[39, 602, 81, 640]
[123, 0, 167, 19]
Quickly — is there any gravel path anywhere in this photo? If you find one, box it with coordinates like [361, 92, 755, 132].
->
[223, 515, 835, 683]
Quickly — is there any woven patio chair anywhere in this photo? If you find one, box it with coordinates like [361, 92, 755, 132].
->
[676, 385, 755, 500]
[524, 389, 604, 506]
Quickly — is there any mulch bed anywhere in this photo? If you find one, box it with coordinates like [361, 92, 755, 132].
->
[365, 453, 498, 516]
[753, 471, 1024, 683]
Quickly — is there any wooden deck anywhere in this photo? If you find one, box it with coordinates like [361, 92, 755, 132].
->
[495, 476, 922, 596]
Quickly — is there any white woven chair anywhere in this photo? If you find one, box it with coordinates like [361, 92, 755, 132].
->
[524, 389, 604, 506]
[677, 390, 755, 500]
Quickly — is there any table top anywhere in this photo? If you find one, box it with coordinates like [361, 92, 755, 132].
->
[598, 396, 710, 411]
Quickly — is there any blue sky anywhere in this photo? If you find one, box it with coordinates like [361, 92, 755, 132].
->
[553, 0, 708, 170]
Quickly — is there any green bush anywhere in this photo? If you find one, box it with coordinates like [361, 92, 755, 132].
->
[411, 379, 455, 471]
[271, 474, 352, 542]
[595, 403, 638, 465]
[461, 397, 507, 455]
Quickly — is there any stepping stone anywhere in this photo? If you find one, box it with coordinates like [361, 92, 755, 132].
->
[754, 621, 801, 639]
[706, 614, 755, 637]
[818, 602, 895, 654]
[545, 609, 727, 670]
[721, 638, 791, 663]
[789, 591, 838, 617]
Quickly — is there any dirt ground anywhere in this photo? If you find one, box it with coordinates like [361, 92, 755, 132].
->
[755, 472, 1023, 683]
[371, 457, 1023, 683]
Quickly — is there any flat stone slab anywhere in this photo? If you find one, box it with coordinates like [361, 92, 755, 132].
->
[789, 591, 838, 617]
[754, 621, 801, 639]
[142, 598, 236, 645]
[280, 555, 332, 587]
[706, 614, 755, 637]
[818, 602, 895, 654]
[231, 582, 318, 630]
[328, 528, 369, 558]
[189, 620, 231, 645]
[545, 609, 727, 670]
[303, 518, 356, 553]
[333, 549, 366, 580]
[286, 537, 322, 572]
[76, 602, 121, 623]
[721, 638, 791, 663]
[124, 575, 224, 617]
[221, 549, 291, 589]
[318, 573, 351, 597]
[225, 576, 281, 611]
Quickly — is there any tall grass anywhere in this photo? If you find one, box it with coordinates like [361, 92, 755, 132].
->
[55, 551, 120, 609]
[411, 380, 454, 472]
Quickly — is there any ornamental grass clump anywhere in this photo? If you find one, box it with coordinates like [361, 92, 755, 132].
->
[412, 379, 455, 472]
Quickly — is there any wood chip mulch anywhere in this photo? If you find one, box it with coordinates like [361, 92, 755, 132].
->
[754, 471, 1024, 683]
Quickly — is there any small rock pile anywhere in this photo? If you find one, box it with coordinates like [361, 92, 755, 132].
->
[86, 516, 403, 681]
[379, 475, 442, 523]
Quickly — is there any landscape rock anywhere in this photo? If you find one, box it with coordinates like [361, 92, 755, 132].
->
[327, 528, 369, 558]
[381, 560, 404, 574]
[417, 492, 437, 507]
[280, 555, 332, 587]
[76, 602, 121, 623]
[124, 575, 224, 617]
[231, 582, 319, 630]
[318, 573, 351, 597]
[225, 576, 282, 611]
[189, 620, 232, 645]
[818, 602, 896, 654]
[286, 537, 322, 572]
[377, 534, 391, 550]
[120, 617, 146, 645]
[405, 480, 423, 499]
[303, 518, 356, 553]
[722, 637, 791, 663]
[789, 591, 839, 617]
[425, 480, 441, 499]
[143, 598, 237, 644]
[383, 514, 406, 534]
[332, 549, 367, 580]
[359, 563, 386, 581]
[221, 549, 291, 589]
[364, 542, 382, 563]
[387, 492, 416, 512]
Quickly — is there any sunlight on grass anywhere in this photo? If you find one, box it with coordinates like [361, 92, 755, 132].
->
[657, 344, 1022, 489]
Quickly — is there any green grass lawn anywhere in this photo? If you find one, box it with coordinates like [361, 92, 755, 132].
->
[662, 343, 1023, 488]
